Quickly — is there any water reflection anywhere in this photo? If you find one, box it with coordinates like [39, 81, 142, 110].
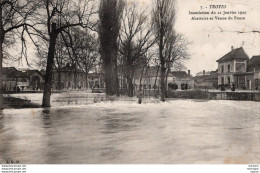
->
[41, 109, 52, 128]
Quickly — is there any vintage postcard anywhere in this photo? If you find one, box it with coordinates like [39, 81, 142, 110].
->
[0, 0, 259, 172]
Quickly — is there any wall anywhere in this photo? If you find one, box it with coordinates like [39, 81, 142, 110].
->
[218, 60, 247, 86]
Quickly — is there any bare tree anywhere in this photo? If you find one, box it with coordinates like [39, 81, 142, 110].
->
[61, 27, 99, 89]
[29, 0, 96, 107]
[138, 52, 155, 91]
[53, 33, 70, 90]
[0, 0, 36, 109]
[152, 0, 175, 102]
[118, 1, 155, 97]
[98, 0, 125, 96]
[165, 32, 190, 89]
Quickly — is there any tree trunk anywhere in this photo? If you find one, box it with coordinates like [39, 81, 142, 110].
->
[57, 70, 61, 90]
[126, 65, 134, 97]
[160, 62, 166, 101]
[112, 51, 119, 96]
[42, 24, 57, 107]
[165, 69, 170, 98]
[74, 69, 77, 90]
[139, 64, 147, 91]
[154, 65, 160, 96]
[0, 5, 3, 110]
[85, 72, 88, 89]
[102, 50, 119, 96]
[159, 23, 166, 102]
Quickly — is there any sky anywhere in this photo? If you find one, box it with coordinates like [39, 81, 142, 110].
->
[174, 0, 260, 75]
[6, 0, 260, 76]
[138, 0, 260, 75]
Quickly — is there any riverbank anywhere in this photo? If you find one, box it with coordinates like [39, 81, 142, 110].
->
[167, 90, 260, 101]
[167, 90, 210, 99]
[3, 97, 41, 109]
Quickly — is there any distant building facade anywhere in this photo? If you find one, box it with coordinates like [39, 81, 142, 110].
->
[193, 70, 218, 89]
[196, 70, 211, 76]
[170, 70, 194, 89]
[2, 67, 45, 92]
[52, 64, 105, 90]
[133, 66, 193, 90]
[217, 47, 260, 90]
[217, 47, 249, 87]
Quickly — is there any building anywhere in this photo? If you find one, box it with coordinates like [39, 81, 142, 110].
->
[248, 56, 260, 72]
[170, 70, 194, 89]
[2, 67, 45, 92]
[196, 70, 211, 76]
[233, 55, 260, 90]
[193, 70, 218, 89]
[52, 64, 105, 90]
[216, 46, 260, 90]
[88, 73, 105, 89]
[133, 66, 193, 90]
[217, 47, 250, 87]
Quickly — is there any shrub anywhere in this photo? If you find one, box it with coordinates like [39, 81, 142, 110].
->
[167, 90, 209, 99]
[168, 83, 178, 90]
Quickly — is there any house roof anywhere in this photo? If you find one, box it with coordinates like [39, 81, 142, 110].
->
[20, 70, 44, 78]
[249, 56, 260, 66]
[2, 67, 43, 79]
[2, 67, 20, 78]
[54, 65, 85, 73]
[170, 71, 190, 78]
[193, 70, 218, 82]
[216, 47, 250, 62]
[135, 66, 191, 79]
[204, 72, 218, 81]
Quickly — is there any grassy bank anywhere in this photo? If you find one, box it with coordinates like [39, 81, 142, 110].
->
[167, 90, 210, 100]
[3, 97, 40, 109]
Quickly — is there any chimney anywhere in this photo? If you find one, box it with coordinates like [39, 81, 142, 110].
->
[203, 70, 205, 76]
[231, 46, 234, 52]
[188, 70, 190, 76]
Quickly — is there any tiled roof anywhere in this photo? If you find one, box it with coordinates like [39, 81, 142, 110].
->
[249, 56, 260, 66]
[170, 71, 190, 79]
[193, 71, 218, 82]
[2, 67, 43, 78]
[2, 67, 19, 78]
[54, 66, 85, 73]
[21, 70, 44, 77]
[216, 47, 249, 62]
[135, 66, 190, 79]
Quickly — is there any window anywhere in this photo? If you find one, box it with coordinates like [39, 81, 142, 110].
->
[221, 77, 224, 85]
[227, 76, 231, 85]
[228, 64, 231, 72]
[221, 65, 224, 73]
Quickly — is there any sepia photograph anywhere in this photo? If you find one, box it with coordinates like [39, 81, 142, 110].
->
[0, 0, 259, 171]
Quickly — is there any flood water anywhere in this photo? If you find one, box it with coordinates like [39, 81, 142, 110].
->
[0, 92, 260, 164]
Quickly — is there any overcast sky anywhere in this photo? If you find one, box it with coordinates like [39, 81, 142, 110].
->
[174, 0, 260, 75]
[8, 0, 260, 76]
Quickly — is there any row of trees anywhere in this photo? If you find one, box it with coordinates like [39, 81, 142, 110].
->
[99, 0, 189, 101]
[100, 0, 190, 101]
[0, 0, 190, 109]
